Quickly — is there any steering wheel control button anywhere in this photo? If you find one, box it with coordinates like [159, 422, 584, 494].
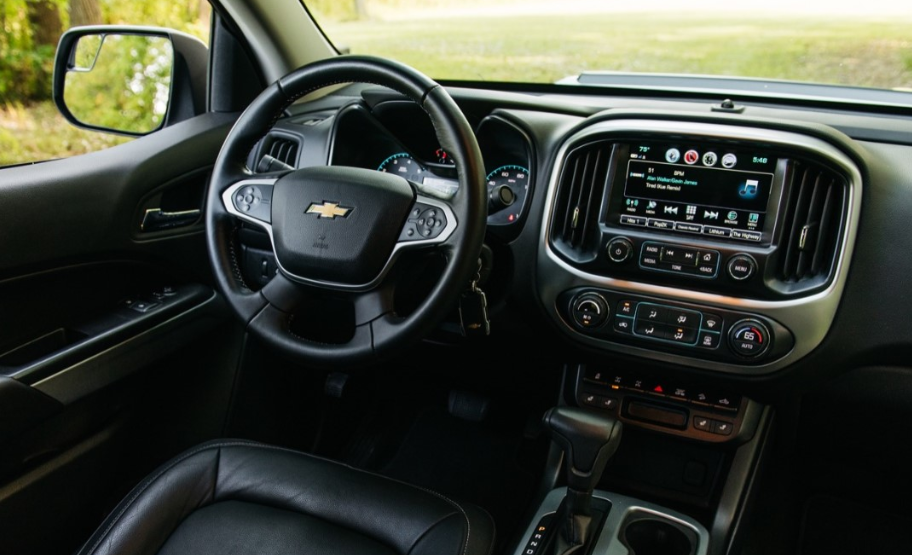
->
[401, 203, 448, 242]
[571, 293, 610, 328]
[606, 237, 634, 263]
[639, 241, 720, 279]
[729, 319, 771, 357]
[727, 254, 757, 281]
[230, 183, 273, 223]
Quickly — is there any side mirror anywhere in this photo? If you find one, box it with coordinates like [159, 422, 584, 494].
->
[53, 26, 208, 136]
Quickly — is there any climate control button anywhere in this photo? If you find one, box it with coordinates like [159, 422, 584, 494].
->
[571, 293, 610, 328]
[728, 319, 771, 357]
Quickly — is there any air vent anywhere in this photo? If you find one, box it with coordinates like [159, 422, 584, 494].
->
[257, 135, 300, 172]
[551, 142, 611, 255]
[776, 161, 846, 284]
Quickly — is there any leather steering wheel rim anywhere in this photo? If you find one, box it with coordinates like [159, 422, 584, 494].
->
[205, 56, 487, 367]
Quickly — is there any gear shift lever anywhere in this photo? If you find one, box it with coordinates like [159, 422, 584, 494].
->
[542, 407, 623, 551]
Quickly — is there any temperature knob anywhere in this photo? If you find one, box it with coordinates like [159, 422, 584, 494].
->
[728, 319, 771, 358]
[571, 293, 610, 329]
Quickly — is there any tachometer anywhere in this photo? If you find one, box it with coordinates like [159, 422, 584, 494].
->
[378, 153, 429, 182]
[486, 165, 530, 224]
[378, 152, 459, 199]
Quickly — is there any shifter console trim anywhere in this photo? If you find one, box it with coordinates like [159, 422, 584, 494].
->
[514, 489, 710, 555]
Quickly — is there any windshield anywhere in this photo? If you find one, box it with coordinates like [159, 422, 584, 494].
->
[305, 0, 912, 93]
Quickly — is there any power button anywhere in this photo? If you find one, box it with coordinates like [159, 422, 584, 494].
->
[606, 237, 634, 263]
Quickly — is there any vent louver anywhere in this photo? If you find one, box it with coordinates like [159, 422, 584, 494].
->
[551, 142, 611, 254]
[264, 136, 299, 167]
[776, 162, 846, 284]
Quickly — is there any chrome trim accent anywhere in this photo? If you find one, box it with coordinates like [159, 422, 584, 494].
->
[539, 120, 862, 374]
[223, 179, 457, 292]
[512, 489, 709, 555]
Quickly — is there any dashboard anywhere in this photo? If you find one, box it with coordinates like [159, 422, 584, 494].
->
[240, 83, 912, 445]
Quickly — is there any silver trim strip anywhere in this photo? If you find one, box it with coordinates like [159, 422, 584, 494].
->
[222, 178, 457, 292]
[512, 489, 709, 555]
[539, 120, 862, 374]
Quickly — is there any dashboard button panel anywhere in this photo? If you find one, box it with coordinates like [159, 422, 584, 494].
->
[562, 288, 793, 365]
[638, 241, 720, 279]
[576, 366, 747, 442]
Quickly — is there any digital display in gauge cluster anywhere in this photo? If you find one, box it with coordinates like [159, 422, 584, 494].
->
[613, 141, 778, 243]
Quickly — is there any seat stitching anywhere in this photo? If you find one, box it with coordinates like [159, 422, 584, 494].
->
[78, 440, 263, 555]
[411, 485, 471, 555]
[79, 440, 480, 555]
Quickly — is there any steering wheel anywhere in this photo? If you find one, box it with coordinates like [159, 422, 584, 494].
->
[205, 56, 487, 367]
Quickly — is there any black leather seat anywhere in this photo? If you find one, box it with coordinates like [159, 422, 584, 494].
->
[76, 441, 495, 555]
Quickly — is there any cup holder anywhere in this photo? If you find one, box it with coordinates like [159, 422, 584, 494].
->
[620, 512, 698, 555]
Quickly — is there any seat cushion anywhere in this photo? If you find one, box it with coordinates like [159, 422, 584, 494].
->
[76, 440, 495, 555]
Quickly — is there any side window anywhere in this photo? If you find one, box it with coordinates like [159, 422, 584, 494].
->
[0, 0, 211, 168]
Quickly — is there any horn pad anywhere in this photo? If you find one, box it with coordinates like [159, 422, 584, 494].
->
[271, 166, 415, 284]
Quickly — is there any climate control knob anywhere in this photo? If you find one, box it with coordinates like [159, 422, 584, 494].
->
[571, 293, 610, 329]
[606, 237, 634, 263]
[728, 319, 771, 358]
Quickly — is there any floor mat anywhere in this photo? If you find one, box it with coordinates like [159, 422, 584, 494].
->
[799, 495, 912, 555]
[379, 406, 545, 551]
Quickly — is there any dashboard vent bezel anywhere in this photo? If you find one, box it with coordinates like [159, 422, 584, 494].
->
[773, 160, 847, 290]
[550, 140, 612, 260]
[257, 133, 300, 170]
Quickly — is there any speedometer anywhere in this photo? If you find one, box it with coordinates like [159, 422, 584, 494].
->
[486, 165, 530, 225]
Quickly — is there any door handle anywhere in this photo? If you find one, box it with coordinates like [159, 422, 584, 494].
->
[140, 208, 201, 232]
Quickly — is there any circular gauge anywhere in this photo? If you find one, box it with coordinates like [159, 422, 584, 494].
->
[486, 165, 530, 222]
[377, 153, 429, 183]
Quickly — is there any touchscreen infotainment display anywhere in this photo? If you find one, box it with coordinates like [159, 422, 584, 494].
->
[614, 141, 777, 242]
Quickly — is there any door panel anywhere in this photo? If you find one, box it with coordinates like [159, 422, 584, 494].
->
[0, 111, 241, 554]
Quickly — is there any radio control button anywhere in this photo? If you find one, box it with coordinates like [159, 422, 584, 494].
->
[727, 254, 757, 281]
[607, 237, 634, 263]
[703, 226, 732, 238]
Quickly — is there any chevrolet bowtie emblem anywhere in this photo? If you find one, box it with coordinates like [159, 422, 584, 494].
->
[306, 202, 352, 219]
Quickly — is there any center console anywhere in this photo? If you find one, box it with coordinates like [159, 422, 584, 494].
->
[538, 119, 861, 374]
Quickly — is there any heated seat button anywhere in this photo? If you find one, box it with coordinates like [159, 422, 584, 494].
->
[711, 420, 734, 436]
[693, 416, 712, 432]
